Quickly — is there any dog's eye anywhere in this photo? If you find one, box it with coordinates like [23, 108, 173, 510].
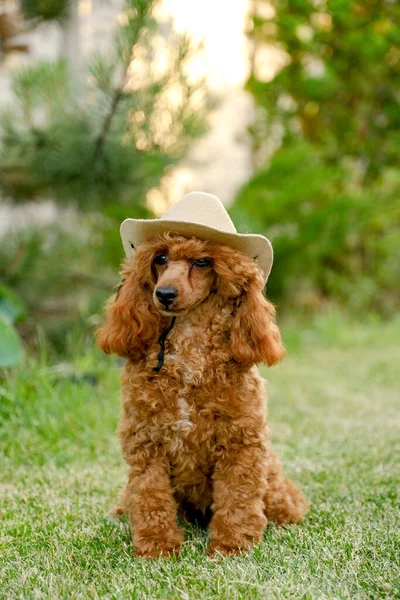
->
[154, 253, 168, 266]
[193, 258, 211, 268]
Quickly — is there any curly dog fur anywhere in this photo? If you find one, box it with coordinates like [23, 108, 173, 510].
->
[97, 233, 308, 557]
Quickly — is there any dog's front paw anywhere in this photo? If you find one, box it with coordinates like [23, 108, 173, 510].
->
[134, 527, 184, 559]
[208, 510, 265, 557]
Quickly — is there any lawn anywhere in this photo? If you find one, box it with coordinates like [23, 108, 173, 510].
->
[1, 312, 399, 599]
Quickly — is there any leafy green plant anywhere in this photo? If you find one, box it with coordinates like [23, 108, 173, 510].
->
[247, 0, 400, 181]
[232, 142, 400, 314]
[0, 284, 26, 367]
[0, 220, 120, 351]
[233, 0, 400, 315]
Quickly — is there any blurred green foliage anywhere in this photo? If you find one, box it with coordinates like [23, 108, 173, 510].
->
[247, 0, 400, 178]
[1, 1, 208, 207]
[0, 284, 25, 367]
[0, 0, 209, 349]
[232, 142, 400, 314]
[0, 220, 116, 350]
[20, 0, 70, 22]
[233, 0, 400, 314]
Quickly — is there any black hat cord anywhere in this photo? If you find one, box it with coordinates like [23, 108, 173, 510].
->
[153, 317, 176, 373]
[114, 270, 175, 373]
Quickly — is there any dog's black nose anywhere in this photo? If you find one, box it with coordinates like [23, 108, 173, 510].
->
[155, 286, 178, 306]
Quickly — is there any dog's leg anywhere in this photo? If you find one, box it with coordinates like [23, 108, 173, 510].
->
[124, 461, 183, 558]
[263, 450, 309, 525]
[208, 442, 268, 556]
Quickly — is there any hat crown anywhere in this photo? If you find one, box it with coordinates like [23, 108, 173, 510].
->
[120, 190, 273, 283]
[161, 192, 237, 234]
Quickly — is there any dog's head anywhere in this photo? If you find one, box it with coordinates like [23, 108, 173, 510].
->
[96, 233, 285, 366]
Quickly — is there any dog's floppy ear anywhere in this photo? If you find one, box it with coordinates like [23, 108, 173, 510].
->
[96, 258, 161, 359]
[229, 271, 285, 367]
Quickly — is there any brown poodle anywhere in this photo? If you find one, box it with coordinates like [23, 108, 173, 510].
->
[97, 233, 308, 557]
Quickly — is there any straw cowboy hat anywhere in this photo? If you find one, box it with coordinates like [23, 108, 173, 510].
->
[120, 192, 273, 282]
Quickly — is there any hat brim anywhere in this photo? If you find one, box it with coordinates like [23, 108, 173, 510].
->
[120, 218, 273, 283]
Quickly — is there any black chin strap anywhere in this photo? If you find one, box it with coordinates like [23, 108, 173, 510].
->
[153, 317, 176, 373]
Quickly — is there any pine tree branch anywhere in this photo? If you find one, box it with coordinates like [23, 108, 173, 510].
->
[93, 88, 124, 161]
[92, 1, 155, 165]
[91, 39, 135, 166]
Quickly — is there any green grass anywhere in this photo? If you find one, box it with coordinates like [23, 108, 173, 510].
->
[1, 312, 399, 599]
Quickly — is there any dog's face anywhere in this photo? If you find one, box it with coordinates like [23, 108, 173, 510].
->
[97, 233, 285, 366]
[152, 246, 216, 316]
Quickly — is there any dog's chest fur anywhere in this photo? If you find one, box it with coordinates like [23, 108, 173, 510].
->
[163, 320, 227, 386]
[121, 308, 265, 464]
[145, 317, 231, 442]
[148, 306, 233, 386]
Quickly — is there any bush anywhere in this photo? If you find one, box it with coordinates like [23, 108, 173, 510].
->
[231, 142, 400, 315]
[0, 218, 120, 351]
[0, 284, 25, 367]
[234, 0, 400, 316]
